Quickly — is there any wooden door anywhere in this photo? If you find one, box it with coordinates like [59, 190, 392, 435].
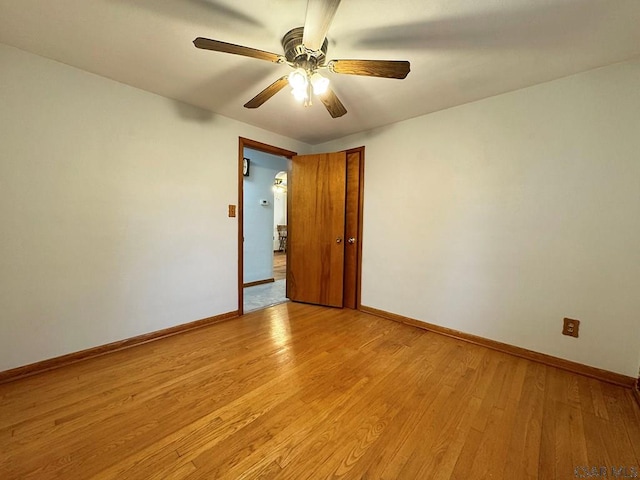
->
[343, 148, 364, 309]
[287, 151, 347, 307]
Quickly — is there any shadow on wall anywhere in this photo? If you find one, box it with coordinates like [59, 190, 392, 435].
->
[169, 62, 277, 121]
[171, 100, 216, 123]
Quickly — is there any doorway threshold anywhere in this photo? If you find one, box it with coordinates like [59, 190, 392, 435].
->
[243, 279, 288, 313]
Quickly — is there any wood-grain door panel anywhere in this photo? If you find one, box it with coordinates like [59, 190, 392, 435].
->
[343, 149, 363, 309]
[287, 152, 347, 307]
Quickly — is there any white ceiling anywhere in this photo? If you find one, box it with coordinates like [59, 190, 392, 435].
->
[1, 0, 639, 145]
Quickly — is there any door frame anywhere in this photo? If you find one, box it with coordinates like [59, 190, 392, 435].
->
[238, 139, 365, 314]
[238, 137, 297, 315]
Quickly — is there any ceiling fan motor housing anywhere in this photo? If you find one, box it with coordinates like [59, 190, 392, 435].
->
[282, 27, 328, 69]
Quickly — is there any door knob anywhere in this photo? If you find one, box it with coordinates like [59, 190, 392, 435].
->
[336, 237, 342, 244]
[348, 237, 356, 244]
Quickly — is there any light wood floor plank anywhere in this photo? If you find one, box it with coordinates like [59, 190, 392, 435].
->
[0, 302, 638, 479]
[503, 361, 545, 479]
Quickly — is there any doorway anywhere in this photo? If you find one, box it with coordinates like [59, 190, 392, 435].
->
[237, 138, 364, 314]
[241, 147, 292, 313]
[273, 170, 288, 282]
[238, 138, 297, 315]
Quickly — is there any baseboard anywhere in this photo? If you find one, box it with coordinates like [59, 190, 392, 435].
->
[243, 278, 275, 288]
[360, 305, 636, 389]
[0, 310, 239, 385]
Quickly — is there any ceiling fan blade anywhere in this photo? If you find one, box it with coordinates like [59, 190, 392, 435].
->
[244, 76, 289, 109]
[193, 37, 282, 63]
[319, 88, 347, 118]
[302, 0, 341, 51]
[328, 59, 410, 79]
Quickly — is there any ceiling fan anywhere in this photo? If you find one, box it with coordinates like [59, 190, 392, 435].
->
[192, 0, 410, 118]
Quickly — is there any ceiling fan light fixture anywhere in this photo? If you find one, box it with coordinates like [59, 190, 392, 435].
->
[291, 86, 307, 102]
[193, 2, 410, 118]
[310, 72, 330, 95]
[288, 68, 308, 90]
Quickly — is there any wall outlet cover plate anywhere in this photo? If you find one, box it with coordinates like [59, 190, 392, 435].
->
[562, 317, 580, 338]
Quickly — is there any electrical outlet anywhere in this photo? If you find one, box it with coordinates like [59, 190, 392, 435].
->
[562, 318, 580, 338]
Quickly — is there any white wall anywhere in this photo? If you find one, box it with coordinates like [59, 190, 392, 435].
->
[242, 150, 287, 283]
[3, 43, 638, 380]
[0, 44, 309, 371]
[315, 59, 640, 377]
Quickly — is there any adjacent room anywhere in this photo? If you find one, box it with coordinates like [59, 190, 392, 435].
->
[1, 0, 639, 478]
[242, 147, 289, 312]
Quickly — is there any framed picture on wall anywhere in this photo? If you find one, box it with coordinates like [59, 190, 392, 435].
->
[243, 158, 250, 176]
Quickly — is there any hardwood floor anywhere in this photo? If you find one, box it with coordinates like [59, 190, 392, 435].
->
[273, 251, 286, 281]
[1, 303, 639, 479]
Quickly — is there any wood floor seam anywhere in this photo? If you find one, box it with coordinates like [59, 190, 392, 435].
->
[0, 303, 638, 479]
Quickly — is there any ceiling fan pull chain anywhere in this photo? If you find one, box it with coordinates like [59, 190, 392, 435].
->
[305, 82, 313, 107]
